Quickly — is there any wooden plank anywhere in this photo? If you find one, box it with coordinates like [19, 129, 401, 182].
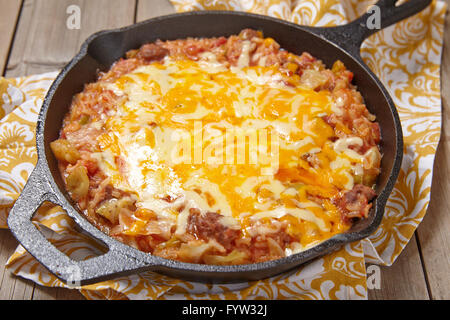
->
[0, 0, 137, 300]
[0, 0, 22, 75]
[0, 229, 83, 301]
[0, 0, 29, 301]
[417, 149, 450, 300]
[32, 285, 85, 300]
[136, 0, 175, 22]
[415, 2, 450, 299]
[0, 230, 34, 300]
[5, 0, 137, 77]
[368, 238, 430, 300]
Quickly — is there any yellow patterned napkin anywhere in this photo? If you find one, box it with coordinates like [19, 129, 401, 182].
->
[1, 0, 446, 300]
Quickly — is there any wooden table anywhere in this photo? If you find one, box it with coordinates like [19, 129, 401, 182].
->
[0, 0, 448, 300]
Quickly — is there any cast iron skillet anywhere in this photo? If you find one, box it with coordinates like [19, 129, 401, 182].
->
[8, 0, 431, 286]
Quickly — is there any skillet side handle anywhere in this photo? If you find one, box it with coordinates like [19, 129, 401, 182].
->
[7, 164, 75, 282]
[305, 0, 432, 58]
[7, 163, 149, 287]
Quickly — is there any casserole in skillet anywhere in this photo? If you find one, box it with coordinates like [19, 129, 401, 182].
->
[51, 30, 381, 265]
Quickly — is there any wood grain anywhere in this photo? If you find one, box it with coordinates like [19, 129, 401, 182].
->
[5, 0, 137, 77]
[137, 0, 175, 22]
[0, 230, 34, 300]
[0, 0, 30, 301]
[368, 238, 430, 300]
[0, 0, 22, 75]
[32, 285, 85, 300]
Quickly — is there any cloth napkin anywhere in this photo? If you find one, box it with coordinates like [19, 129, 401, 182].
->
[1, 0, 446, 300]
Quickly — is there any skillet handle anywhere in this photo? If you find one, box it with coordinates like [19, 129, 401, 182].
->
[304, 0, 432, 58]
[7, 162, 148, 287]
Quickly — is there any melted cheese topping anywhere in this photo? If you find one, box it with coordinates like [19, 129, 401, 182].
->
[93, 54, 374, 250]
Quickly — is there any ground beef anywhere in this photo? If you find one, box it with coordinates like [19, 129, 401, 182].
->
[187, 210, 240, 251]
[136, 43, 169, 62]
[335, 184, 377, 220]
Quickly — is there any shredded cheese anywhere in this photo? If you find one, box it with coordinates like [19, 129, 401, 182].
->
[92, 53, 369, 244]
